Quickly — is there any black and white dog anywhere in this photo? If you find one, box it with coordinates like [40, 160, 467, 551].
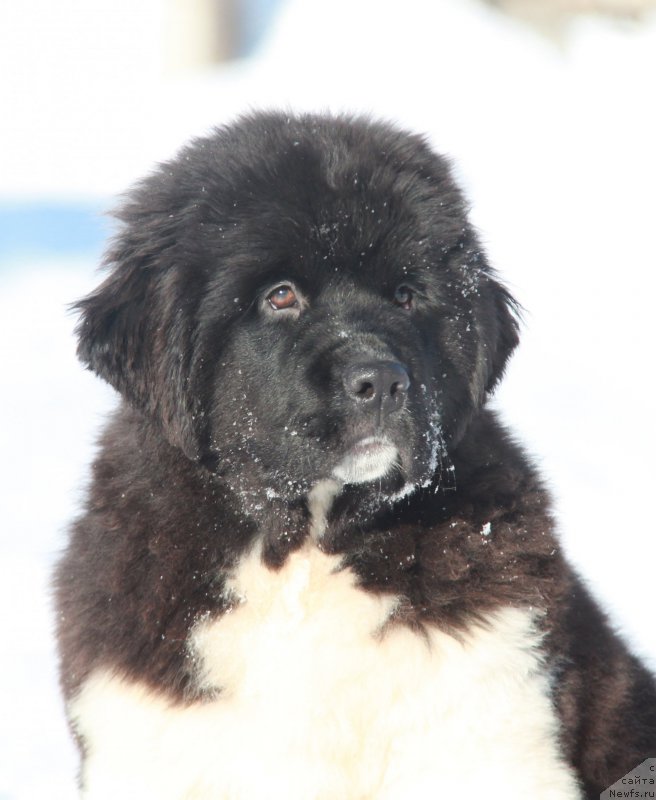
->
[56, 112, 656, 798]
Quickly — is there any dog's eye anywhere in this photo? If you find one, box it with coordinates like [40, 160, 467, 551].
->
[393, 285, 413, 310]
[268, 285, 298, 311]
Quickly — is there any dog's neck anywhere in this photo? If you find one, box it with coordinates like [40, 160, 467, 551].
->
[307, 479, 343, 541]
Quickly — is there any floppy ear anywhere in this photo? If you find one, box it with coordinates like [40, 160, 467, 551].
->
[483, 276, 521, 394]
[75, 220, 203, 461]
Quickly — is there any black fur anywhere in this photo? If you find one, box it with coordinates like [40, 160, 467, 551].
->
[55, 111, 656, 796]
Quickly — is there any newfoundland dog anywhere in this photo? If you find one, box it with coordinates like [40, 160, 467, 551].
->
[55, 112, 656, 799]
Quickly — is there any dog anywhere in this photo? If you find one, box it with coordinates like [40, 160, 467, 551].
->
[55, 111, 656, 799]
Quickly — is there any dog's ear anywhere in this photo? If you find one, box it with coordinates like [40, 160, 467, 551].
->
[74, 210, 203, 461]
[484, 277, 520, 393]
[417, 149, 520, 398]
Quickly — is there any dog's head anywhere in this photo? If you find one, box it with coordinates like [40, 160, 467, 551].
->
[76, 112, 518, 505]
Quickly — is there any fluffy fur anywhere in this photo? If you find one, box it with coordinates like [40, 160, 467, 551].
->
[55, 112, 656, 798]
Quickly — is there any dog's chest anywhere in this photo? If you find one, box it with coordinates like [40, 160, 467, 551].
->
[72, 546, 580, 799]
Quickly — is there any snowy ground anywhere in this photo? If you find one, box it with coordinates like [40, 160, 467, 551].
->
[1, 0, 655, 796]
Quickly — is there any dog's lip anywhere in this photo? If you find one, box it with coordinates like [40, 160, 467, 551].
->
[332, 435, 399, 484]
[347, 435, 394, 455]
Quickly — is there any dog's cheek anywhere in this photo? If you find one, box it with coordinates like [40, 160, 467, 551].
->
[201, 358, 304, 487]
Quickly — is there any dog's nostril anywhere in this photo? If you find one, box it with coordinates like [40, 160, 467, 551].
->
[357, 382, 376, 399]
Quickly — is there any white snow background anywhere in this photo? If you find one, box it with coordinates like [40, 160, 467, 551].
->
[1, 0, 655, 796]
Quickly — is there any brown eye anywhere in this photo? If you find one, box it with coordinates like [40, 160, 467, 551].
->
[394, 285, 413, 310]
[268, 285, 298, 310]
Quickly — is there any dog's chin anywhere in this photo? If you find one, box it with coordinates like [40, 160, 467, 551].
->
[332, 437, 399, 485]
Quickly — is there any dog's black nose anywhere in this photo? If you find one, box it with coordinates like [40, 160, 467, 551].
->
[342, 361, 410, 418]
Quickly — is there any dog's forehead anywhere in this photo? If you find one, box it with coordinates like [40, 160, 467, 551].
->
[203, 165, 456, 284]
[216, 208, 435, 297]
[186, 117, 466, 246]
[161, 116, 477, 307]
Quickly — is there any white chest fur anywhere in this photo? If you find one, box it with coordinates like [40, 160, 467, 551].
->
[71, 545, 580, 799]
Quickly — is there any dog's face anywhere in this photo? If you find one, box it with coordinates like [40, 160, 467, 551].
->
[76, 113, 518, 507]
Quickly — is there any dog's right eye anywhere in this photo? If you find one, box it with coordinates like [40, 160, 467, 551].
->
[393, 285, 414, 310]
[267, 285, 299, 311]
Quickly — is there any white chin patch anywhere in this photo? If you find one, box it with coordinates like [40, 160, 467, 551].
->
[332, 437, 398, 484]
